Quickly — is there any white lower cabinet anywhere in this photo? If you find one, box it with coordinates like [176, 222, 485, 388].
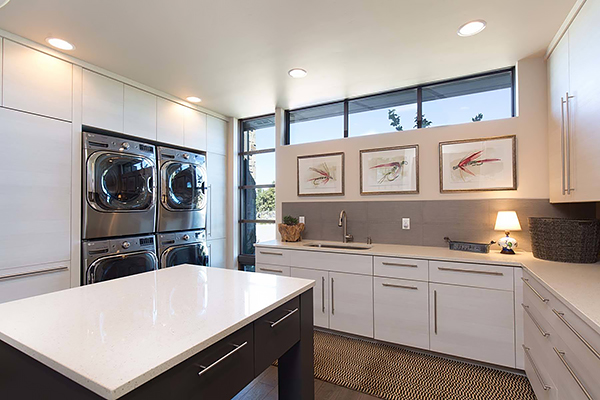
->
[429, 283, 515, 368]
[207, 239, 226, 269]
[256, 263, 290, 277]
[329, 272, 373, 338]
[0, 262, 70, 304]
[374, 277, 429, 350]
[291, 267, 329, 328]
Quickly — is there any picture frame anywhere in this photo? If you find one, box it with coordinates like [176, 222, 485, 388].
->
[360, 145, 419, 195]
[439, 135, 517, 193]
[297, 152, 345, 196]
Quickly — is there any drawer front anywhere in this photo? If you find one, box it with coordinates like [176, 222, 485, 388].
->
[255, 248, 291, 266]
[254, 296, 300, 372]
[374, 256, 428, 281]
[523, 311, 560, 400]
[290, 250, 372, 275]
[256, 263, 291, 276]
[429, 261, 514, 291]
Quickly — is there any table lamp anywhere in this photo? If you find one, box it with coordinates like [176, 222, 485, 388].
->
[494, 211, 521, 254]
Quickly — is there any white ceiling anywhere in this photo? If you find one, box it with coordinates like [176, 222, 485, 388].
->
[0, 0, 574, 119]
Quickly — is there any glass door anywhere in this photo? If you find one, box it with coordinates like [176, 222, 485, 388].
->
[87, 251, 158, 284]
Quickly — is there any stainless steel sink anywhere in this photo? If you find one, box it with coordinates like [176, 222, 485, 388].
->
[304, 243, 372, 250]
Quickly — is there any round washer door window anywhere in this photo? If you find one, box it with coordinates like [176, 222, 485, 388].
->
[163, 162, 207, 211]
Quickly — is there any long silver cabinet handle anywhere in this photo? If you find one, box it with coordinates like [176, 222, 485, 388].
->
[321, 277, 325, 313]
[207, 184, 212, 237]
[565, 92, 575, 194]
[331, 278, 335, 315]
[553, 309, 600, 361]
[434, 289, 438, 335]
[522, 345, 551, 391]
[267, 308, 298, 328]
[560, 96, 567, 194]
[0, 266, 68, 282]
[521, 277, 549, 303]
[554, 347, 592, 400]
[437, 266, 503, 276]
[382, 282, 418, 290]
[198, 341, 248, 376]
[381, 262, 418, 268]
[259, 251, 283, 256]
[522, 304, 550, 337]
[259, 268, 283, 274]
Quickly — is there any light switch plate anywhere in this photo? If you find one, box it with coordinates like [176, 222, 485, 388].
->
[402, 218, 410, 230]
[299, 216, 305, 224]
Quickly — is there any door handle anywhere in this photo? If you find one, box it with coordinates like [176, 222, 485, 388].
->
[321, 276, 325, 313]
[433, 289, 438, 335]
[207, 184, 212, 237]
[560, 96, 567, 195]
[331, 277, 335, 315]
[565, 92, 575, 194]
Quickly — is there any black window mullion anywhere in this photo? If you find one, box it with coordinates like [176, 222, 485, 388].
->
[343, 99, 349, 138]
[416, 87, 423, 129]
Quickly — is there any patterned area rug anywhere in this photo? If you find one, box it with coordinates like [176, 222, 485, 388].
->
[312, 330, 536, 400]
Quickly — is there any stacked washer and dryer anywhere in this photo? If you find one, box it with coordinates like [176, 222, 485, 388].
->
[81, 131, 209, 285]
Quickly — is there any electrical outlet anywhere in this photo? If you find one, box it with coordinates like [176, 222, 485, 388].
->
[402, 218, 410, 230]
[299, 216, 305, 224]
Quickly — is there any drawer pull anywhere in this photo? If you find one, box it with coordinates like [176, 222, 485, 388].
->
[522, 345, 551, 391]
[259, 268, 283, 274]
[198, 341, 248, 376]
[382, 282, 418, 290]
[438, 266, 503, 276]
[521, 278, 549, 303]
[259, 251, 283, 256]
[0, 266, 68, 282]
[522, 304, 550, 338]
[267, 308, 298, 328]
[553, 347, 592, 400]
[553, 309, 600, 361]
[381, 262, 418, 268]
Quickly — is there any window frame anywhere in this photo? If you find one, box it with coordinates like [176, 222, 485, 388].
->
[284, 67, 515, 144]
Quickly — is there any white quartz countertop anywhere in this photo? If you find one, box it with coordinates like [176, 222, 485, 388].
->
[0, 265, 314, 400]
[256, 240, 600, 334]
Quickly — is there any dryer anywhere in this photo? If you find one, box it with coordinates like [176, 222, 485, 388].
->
[83, 132, 157, 239]
[157, 147, 207, 233]
[82, 234, 158, 285]
[157, 230, 209, 269]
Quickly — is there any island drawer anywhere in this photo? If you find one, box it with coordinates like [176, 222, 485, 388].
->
[429, 261, 514, 291]
[256, 248, 292, 266]
[254, 296, 300, 372]
[374, 256, 428, 281]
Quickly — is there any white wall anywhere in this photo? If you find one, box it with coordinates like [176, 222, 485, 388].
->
[275, 55, 549, 222]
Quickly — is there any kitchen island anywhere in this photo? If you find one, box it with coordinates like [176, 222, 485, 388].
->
[0, 265, 315, 400]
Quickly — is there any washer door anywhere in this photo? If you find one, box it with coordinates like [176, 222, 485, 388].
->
[161, 243, 209, 268]
[88, 152, 156, 212]
[87, 251, 158, 284]
[161, 162, 207, 211]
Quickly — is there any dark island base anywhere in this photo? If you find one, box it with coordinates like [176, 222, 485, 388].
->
[0, 289, 314, 400]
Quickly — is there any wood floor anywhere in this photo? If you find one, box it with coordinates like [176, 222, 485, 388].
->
[232, 366, 380, 400]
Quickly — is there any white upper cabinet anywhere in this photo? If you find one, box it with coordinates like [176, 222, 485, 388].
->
[82, 69, 124, 132]
[124, 85, 157, 141]
[3, 40, 72, 121]
[157, 98, 185, 146]
[183, 108, 207, 151]
[207, 115, 227, 155]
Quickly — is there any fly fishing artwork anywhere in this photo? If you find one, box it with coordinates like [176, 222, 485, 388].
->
[360, 145, 419, 195]
[440, 135, 517, 193]
[297, 152, 345, 196]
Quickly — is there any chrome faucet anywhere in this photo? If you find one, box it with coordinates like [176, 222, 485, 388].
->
[338, 210, 354, 243]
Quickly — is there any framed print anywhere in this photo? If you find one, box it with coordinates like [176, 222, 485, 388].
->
[439, 135, 517, 193]
[297, 152, 344, 196]
[360, 145, 419, 195]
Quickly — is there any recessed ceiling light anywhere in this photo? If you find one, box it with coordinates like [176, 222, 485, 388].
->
[0, 0, 11, 9]
[457, 20, 487, 37]
[46, 37, 75, 51]
[288, 68, 307, 78]
[186, 96, 202, 103]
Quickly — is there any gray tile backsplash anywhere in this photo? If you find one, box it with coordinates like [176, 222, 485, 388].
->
[282, 199, 598, 251]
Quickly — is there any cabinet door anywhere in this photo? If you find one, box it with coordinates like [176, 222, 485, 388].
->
[0, 109, 71, 272]
[124, 85, 157, 141]
[207, 152, 227, 240]
[429, 283, 515, 367]
[291, 267, 329, 328]
[329, 272, 373, 338]
[3, 40, 72, 121]
[547, 33, 571, 202]
[157, 98, 184, 146]
[374, 277, 429, 350]
[82, 69, 124, 132]
[207, 115, 227, 155]
[207, 238, 226, 269]
[567, 0, 600, 202]
[184, 108, 207, 151]
[0, 262, 70, 304]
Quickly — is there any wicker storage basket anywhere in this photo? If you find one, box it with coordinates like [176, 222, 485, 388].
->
[529, 217, 600, 263]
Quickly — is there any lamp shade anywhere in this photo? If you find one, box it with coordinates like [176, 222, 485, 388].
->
[494, 211, 522, 231]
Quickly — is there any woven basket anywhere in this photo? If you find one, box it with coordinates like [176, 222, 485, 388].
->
[529, 217, 600, 263]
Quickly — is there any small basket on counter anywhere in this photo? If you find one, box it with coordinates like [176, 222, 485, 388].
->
[529, 217, 600, 263]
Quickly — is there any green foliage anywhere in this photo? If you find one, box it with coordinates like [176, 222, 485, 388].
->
[387, 109, 403, 131]
[283, 215, 299, 225]
[414, 114, 432, 128]
[256, 187, 275, 214]
[472, 113, 484, 122]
